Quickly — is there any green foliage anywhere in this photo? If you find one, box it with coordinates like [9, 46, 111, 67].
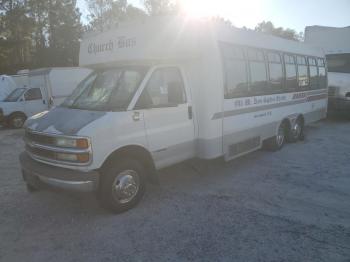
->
[0, 0, 82, 74]
[86, 0, 147, 31]
[143, 0, 179, 16]
[255, 21, 304, 42]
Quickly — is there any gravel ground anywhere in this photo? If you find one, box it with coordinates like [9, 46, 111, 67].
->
[0, 119, 349, 262]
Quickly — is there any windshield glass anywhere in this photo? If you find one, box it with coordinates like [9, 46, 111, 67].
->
[326, 53, 350, 73]
[4, 88, 26, 102]
[61, 67, 148, 111]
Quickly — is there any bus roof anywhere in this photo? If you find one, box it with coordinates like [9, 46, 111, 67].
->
[79, 16, 324, 68]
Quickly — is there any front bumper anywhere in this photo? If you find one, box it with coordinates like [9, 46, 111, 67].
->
[328, 97, 350, 112]
[20, 152, 99, 192]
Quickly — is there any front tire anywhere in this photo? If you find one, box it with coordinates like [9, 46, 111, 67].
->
[99, 158, 146, 213]
[9, 114, 26, 129]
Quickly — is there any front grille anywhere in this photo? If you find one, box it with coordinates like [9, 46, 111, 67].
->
[24, 129, 91, 165]
[25, 130, 55, 146]
[26, 144, 56, 159]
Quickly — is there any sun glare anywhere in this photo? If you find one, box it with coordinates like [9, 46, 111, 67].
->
[179, 0, 263, 28]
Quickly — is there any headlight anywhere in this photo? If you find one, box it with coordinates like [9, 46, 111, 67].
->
[53, 137, 89, 149]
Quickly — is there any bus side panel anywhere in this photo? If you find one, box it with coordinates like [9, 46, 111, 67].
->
[222, 90, 328, 161]
[190, 44, 225, 160]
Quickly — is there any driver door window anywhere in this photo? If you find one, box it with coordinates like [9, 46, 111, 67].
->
[24, 88, 47, 117]
[24, 88, 42, 101]
[137, 67, 186, 108]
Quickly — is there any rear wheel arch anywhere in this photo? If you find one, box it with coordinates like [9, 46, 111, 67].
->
[8, 111, 27, 119]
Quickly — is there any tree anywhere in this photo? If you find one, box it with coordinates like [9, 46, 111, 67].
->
[86, 0, 147, 32]
[0, 0, 84, 73]
[47, 0, 82, 66]
[255, 21, 303, 42]
[143, 0, 180, 16]
[0, 0, 35, 73]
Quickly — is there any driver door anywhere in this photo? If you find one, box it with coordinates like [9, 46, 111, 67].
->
[24, 88, 47, 117]
[134, 67, 195, 168]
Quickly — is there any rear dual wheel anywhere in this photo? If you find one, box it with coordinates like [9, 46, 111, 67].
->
[287, 118, 304, 142]
[263, 121, 287, 151]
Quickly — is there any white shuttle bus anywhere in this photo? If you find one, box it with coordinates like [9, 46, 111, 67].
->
[20, 17, 328, 213]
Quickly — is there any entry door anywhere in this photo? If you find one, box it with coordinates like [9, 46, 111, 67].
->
[135, 67, 195, 168]
[24, 88, 47, 117]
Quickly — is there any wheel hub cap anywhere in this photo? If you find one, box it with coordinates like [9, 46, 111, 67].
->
[112, 170, 139, 204]
[13, 117, 23, 128]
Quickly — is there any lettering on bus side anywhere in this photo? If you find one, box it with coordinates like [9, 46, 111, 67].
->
[233, 95, 287, 109]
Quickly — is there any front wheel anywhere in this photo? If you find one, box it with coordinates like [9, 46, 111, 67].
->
[9, 114, 26, 129]
[99, 159, 146, 213]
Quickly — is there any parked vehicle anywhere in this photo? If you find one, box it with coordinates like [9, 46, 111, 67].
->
[0, 75, 17, 101]
[12, 69, 29, 89]
[20, 17, 328, 213]
[305, 26, 350, 113]
[0, 67, 91, 128]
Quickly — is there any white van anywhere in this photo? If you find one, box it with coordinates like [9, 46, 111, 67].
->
[20, 17, 327, 213]
[305, 26, 350, 113]
[0, 75, 17, 101]
[12, 69, 29, 89]
[0, 67, 91, 128]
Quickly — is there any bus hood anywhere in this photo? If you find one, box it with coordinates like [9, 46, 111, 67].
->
[25, 106, 106, 136]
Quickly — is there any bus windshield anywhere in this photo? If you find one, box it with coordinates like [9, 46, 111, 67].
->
[326, 53, 350, 73]
[4, 88, 27, 102]
[61, 66, 148, 111]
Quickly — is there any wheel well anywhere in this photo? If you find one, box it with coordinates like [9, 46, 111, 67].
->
[8, 111, 27, 120]
[101, 145, 157, 183]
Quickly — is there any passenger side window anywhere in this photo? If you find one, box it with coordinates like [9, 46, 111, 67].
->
[317, 58, 327, 90]
[297, 56, 309, 89]
[220, 43, 249, 98]
[247, 48, 268, 95]
[308, 57, 318, 90]
[24, 88, 42, 101]
[136, 67, 186, 108]
[267, 52, 283, 93]
[284, 54, 298, 91]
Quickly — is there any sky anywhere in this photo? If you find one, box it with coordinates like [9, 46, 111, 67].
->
[77, 0, 350, 33]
